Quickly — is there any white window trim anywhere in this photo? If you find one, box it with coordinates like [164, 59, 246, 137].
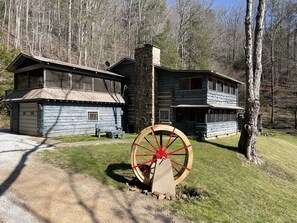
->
[87, 110, 99, 122]
[159, 109, 171, 123]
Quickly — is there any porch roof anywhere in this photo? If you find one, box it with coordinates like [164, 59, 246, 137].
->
[4, 88, 125, 104]
[171, 104, 244, 110]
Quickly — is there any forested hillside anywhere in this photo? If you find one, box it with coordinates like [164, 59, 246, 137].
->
[0, 0, 296, 128]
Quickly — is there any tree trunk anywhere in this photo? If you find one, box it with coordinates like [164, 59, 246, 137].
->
[6, 0, 12, 49]
[15, 0, 21, 49]
[25, 0, 29, 51]
[67, 0, 72, 63]
[270, 33, 275, 124]
[238, 0, 266, 164]
[295, 108, 297, 130]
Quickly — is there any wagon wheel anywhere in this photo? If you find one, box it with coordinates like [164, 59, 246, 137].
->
[131, 124, 193, 186]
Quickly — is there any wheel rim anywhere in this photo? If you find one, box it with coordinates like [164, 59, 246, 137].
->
[131, 124, 193, 185]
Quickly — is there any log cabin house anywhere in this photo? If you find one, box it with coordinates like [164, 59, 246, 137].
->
[4, 44, 243, 139]
[4, 54, 125, 137]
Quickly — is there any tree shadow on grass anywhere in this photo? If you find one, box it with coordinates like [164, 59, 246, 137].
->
[203, 140, 238, 152]
[105, 163, 149, 190]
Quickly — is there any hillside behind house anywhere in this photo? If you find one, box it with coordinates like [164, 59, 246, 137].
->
[0, 0, 296, 128]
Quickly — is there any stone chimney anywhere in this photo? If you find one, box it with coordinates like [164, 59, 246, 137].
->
[134, 44, 160, 133]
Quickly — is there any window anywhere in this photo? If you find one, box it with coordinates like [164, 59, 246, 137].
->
[208, 78, 213, 90]
[180, 79, 190, 90]
[223, 82, 229, 93]
[191, 78, 202, 89]
[87, 111, 98, 121]
[212, 79, 217, 90]
[180, 77, 202, 90]
[230, 85, 236, 95]
[217, 80, 223, 92]
[159, 109, 170, 123]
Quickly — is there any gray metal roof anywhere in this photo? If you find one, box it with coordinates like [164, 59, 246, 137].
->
[108, 58, 243, 84]
[171, 104, 243, 110]
[7, 53, 124, 78]
[4, 88, 125, 104]
[155, 66, 244, 85]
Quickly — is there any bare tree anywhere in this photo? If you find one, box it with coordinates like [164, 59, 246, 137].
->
[68, 0, 72, 63]
[238, 0, 266, 164]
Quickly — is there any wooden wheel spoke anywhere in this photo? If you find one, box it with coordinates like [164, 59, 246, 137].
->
[133, 143, 155, 153]
[132, 158, 157, 169]
[151, 127, 160, 149]
[165, 136, 179, 151]
[171, 159, 191, 171]
[142, 161, 154, 175]
[144, 137, 158, 152]
[171, 163, 179, 173]
[167, 145, 191, 156]
[170, 153, 186, 156]
[165, 127, 175, 150]
[136, 153, 155, 157]
[160, 131, 163, 148]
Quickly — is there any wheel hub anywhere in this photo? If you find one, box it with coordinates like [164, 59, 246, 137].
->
[156, 148, 167, 159]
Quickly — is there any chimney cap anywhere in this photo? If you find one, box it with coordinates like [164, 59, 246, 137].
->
[144, 43, 160, 49]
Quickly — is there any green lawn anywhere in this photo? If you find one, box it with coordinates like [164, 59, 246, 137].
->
[53, 133, 138, 143]
[42, 130, 297, 222]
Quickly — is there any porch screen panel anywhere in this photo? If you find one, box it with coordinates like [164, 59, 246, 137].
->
[29, 69, 43, 88]
[110, 81, 115, 93]
[196, 110, 205, 123]
[15, 73, 28, 89]
[94, 78, 110, 92]
[46, 70, 70, 89]
[207, 110, 216, 122]
[72, 74, 92, 91]
[115, 81, 121, 94]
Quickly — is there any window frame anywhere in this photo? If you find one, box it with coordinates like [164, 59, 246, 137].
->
[179, 78, 190, 90]
[87, 111, 99, 122]
[159, 109, 171, 123]
[179, 77, 203, 91]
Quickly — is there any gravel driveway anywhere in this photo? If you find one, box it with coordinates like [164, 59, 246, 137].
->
[0, 131, 187, 223]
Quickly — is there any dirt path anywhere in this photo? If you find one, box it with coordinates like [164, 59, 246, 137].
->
[0, 132, 186, 223]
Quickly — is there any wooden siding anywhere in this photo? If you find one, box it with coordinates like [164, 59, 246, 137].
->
[43, 103, 123, 137]
[207, 90, 237, 106]
[19, 103, 38, 135]
[206, 121, 237, 138]
[111, 64, 135, 130]
[156, 70, 174, 123]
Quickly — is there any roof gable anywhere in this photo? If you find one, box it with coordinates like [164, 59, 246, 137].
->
[6, 53, 124, 79]
[108, 58, 135, 71]
[6, 53, 40, 72]
[109, 57, 243, 85]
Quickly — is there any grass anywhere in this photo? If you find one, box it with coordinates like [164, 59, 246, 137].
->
[53, 133, 138, 143]
[42, 130, 297, 222]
